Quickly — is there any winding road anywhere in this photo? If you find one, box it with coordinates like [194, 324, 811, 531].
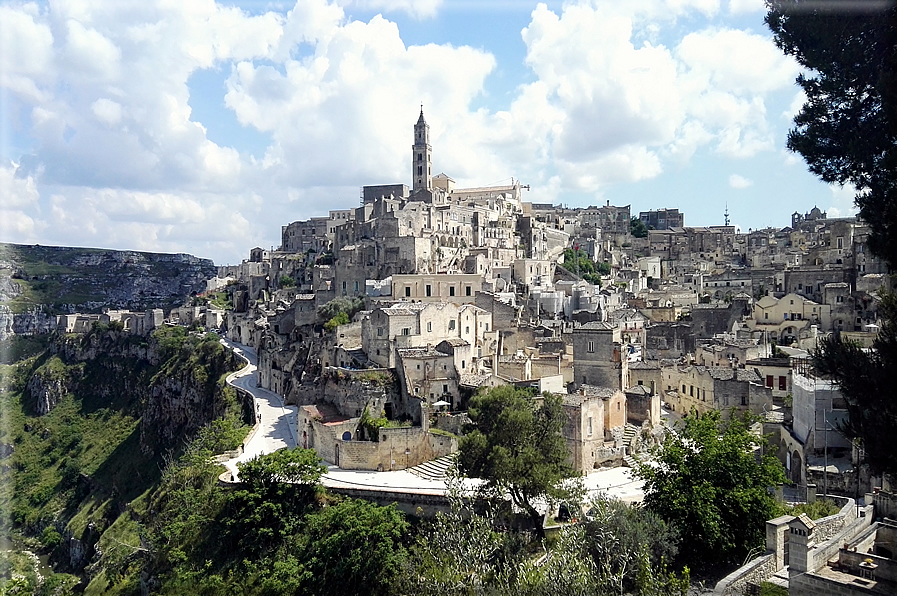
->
[220, 338, 298, 481]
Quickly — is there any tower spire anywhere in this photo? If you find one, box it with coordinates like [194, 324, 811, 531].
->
[412, 108, 432, 192]
[724, 203, 730, 227]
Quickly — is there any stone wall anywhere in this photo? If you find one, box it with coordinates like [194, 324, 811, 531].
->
[336, 427, 457, 471]
[713, 553, 777, 596]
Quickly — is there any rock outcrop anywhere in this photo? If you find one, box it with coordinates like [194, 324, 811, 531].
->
[0, 243, 217, 339]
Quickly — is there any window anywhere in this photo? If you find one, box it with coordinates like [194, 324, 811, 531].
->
[465, 286, 471, 296]
[588, 341, 594, 353]
[402, 328, 410, 335]
[426, 284, 432, 297]
[682, 385, 686, 394]
[766, 375, 773, 388]
[443, 384, 448, 394]
[449, 286, 455, 296]
[354, 281, 359, 292]
[405, 287, 411, 297]
[741, 396, 747, 406]
[689, 386, 694, 397]
[588, 416, 593, 436]
[377, 327, 383, 337]
[764, 312, 769, 320]
[465, 326, 470, 334]
[461, 360, 465, 369]
[779, 376, 787, 391]
[427, 322, 432, 332]
[449, 319, 456, 330]
[418, 166, 423, 175]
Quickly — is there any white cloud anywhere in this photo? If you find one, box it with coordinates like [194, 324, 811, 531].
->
[340, 0, 442, 19]
[827, 183, 859, 219]
[783, 89, 806, 120]
[728, 173, 753, 189]
[91, 98, 122, 125]
[728, 0, 765, 14]
[0, 161, 41, 210]
[227, 13, 498, 188]
[676, 29, 799, 95]
[0, 0, 820, 263]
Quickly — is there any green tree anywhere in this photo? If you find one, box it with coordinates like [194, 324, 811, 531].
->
[635, 409, 785, 570]
[766, 1, 897, 265]
[222, 448, 326, 556]
[630, 216, 649, 238]
[813, 292, 897, 476]
[767, 1, 897, 478]
[457, 386, 581, 540]
[296, 499, 409, 596]
[317, 296, 365, 321]
[279, 274, 295, 288]
[323, 311, 349, 332]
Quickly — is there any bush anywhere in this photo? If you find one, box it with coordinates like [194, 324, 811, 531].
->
[324, 312, 349, 332]
[41, 526, 63, 549]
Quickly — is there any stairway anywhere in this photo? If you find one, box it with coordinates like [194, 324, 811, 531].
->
[408, 456, 455, 481]
[345, 347, 370, 369]
[622, 423, 639, 449]
[622, 423, 641, 468]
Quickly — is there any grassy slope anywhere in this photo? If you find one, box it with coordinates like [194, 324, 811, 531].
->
[0, 332, 247, 595]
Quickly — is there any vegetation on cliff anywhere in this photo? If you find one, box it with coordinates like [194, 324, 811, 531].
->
[0, 326, 244, 594]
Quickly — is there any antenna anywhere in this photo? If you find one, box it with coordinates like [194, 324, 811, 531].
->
[724, 203, 730, 227]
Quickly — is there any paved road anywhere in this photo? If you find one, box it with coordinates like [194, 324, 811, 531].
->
[220, 339, 298, 481]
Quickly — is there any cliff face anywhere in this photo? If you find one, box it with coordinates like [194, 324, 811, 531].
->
[26, 328, 240, 453]
[0, 307, 57, 340]
[0, 243, 217, 330]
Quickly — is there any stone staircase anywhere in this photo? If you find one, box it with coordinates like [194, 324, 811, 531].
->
[622, 423, 639, 448]
[408, 455, 455, 481]
[622, 423, 641, 468]
[345, 347, 370, 369]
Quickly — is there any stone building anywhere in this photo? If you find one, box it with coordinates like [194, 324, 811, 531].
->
[572, 322, 628, 390]
[662, 365, 773, 416]
[639, 208, 683, 230]
[560, 385, 627, 471]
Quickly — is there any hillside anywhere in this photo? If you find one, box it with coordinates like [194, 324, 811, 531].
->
[0, 328, 248, 594]
[0, 243, 216, 316]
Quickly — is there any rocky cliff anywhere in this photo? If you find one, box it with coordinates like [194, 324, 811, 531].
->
[0, 243, 217, 333]
[25, 327, 241, 453]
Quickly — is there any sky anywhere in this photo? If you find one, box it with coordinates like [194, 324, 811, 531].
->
[0, 0, 859, 265]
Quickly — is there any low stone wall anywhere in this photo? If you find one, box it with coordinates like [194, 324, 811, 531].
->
[432, 412, 469, 435]
[337, 426, 457, 471]
[714, 496, 867, 595]
[714, 553, 777, 596]
[871, 488, 897, 519]
[813, 496, 856, 544]
[328, 486, 451, 517]
[808, 505, 874, 574]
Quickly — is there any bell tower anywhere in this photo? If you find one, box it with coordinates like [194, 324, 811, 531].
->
[412, 107, 432, 192]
